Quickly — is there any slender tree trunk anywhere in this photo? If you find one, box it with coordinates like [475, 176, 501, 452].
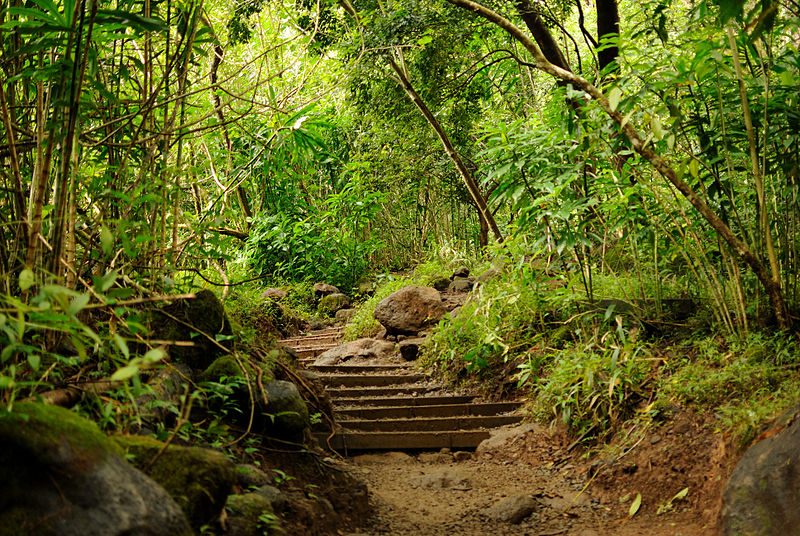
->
[514, 0, 571, 71]
[387, 55, 503, 243]
[447, 0, 790, 329]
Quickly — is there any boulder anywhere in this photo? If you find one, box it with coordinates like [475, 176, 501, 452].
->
[314, 338, 396, 366]
[236, 464, 271, 489]
[476, 267, 499, 283]
[0, 403, 191, 536]
[225, 493, 280, 536]
[452, 267, 470, 278]
[156, 289, 233, 371]
[408, 469, 470, 490]
[428, 276, 451, 292]
[482, 495, 537, 523]
[448, 276, 476, 293]
[260, 288, 288, 300]
[262, 380, 309, 441]
[313, 283, 340, 297]
[373, 286, 446, 335]
[335, 308, 356, 324]
[318, 293, 351, 314]
[722, 404, 800, 535]
[399, 337, 427, 361]
[134, 363, 192, 430]
[114, 435, 236, 530]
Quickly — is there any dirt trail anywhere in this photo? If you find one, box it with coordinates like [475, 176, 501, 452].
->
[342, 424, 721, 536]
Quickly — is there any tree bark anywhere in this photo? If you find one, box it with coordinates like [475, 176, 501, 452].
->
[446, 0, 790, 329]
[387, 55, 503, 243]
[596, 0, 620, 73]
[514, 0, 571, 72]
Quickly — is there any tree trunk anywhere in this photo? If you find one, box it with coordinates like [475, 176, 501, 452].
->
[387, 55, 503, 243]
[596, 0, 620, 73]
[446, 0, 791, 329]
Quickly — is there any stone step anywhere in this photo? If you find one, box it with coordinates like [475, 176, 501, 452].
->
[319, 373, 427, 388]
[338, 414, 524, 432]
[333, 395, 476, 408]
[335, 401, 521, 419]
[295, 348, 335, 359]
[326, 385, 435, 398]
[309, 364, 412, 374]
[315, 430, 491, 451]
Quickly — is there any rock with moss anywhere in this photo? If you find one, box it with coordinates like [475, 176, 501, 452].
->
[262, 380, 310, 441]
[0, 403, 191, 536]
[428, 276, 451, 292]
[722, 403, 800, 535]
[155, 289, 234, 371]
[114, 434, 236, 530]
[318, 293, 351, 315]
[226, 493, 282, 536]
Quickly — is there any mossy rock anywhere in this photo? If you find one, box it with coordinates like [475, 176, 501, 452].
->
[427, 276, 451, 292]
[155, 289, 234, 371]
[318, 293, 351, 315]
[226, 493, 280, 536]
[0, 403, 191, 536]
[114, 434, 236, 530]
[262, 380, 309, 441]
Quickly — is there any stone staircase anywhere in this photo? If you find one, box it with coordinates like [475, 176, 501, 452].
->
[278, 327, 523, 453]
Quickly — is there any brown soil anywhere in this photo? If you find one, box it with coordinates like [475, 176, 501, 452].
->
[343, 411, 739, 536]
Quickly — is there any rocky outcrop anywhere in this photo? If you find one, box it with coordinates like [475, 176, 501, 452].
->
[482, 495, 537, 523]
[314, 338, 397, 365]
[373, 286, 446, 335]
[722, 404, 800, 535]
[0, 403, 191, 536]
[335, 308, 356, 324]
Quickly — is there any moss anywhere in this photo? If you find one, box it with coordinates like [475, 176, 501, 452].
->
[200, 355, 247, 383]
[226, 493, 280, 536]
[114, 434, 236, 530]
[0, 402, 121, 470]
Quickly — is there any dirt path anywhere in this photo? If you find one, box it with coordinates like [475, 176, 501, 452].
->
[342, 425, 720, 536]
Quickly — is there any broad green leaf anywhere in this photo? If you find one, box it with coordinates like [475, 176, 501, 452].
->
[111, 364, 139, 382]
[629, 493, 642, 517]
[27, 353, 40, 371]
[650, 115, 665, 141]
[68, 294, 91, 316]
[608, 87, 623, 112]
[689, 159, 699, 179]
[0, 375, 15, 389]
[94, 270, 118, 293]
[19, 269, 34, 291]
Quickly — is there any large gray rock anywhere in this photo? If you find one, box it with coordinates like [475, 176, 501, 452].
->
[373, 286, 446, 335]
[260, 288, 288, 300]
[314, 338, 396, 366]
[722, 404, 800, 535]
[0, 403, 191, 536]
[262, 380, 309, 441]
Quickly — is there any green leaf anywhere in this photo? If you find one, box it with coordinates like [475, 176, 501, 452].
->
[100, 226, 114, 256]
[650, 115, 665, 141]
[68, 294, 91, 316]
[0, 375, 15, 389]
[143, 348, 166, 364]
[19, 269, 34, 292]
[113, 333, 130, 358]
[629, 493, 642, 517]
[608, 87, 623, 112]
[111, 364, 139, 382]
[27, 353, 40, 371]
[672, 487, 689, 501]
[94, 270, 118, 293]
